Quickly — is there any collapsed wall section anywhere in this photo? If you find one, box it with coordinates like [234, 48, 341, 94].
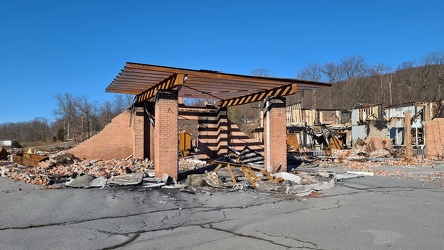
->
[68, 110, 133, 160]
[425, 118, 444, 159]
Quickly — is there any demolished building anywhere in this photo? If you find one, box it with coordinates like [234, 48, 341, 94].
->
[68, 63, 331, 179]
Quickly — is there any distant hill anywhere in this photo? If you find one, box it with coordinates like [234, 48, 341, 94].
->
[288, 64, 444, 109]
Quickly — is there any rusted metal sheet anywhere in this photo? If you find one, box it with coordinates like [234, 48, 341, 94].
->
[13, 153, 48, 167]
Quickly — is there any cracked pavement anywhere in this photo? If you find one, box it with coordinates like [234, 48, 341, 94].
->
[1, 164, 443, 249]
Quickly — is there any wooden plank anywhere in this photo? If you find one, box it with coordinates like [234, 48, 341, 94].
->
[227, 164, 237, 184]
[241, 167, 256, 188]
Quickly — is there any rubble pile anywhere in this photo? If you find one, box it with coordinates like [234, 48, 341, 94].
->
[1, 152, 154, 187]
[179, 158, 207, 172]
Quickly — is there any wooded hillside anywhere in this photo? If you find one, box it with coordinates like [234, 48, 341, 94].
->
[288, 52, 444, 109]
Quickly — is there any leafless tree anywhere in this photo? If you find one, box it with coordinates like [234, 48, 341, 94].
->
[322, 62, 344, 83]
[297, 63, 323, 81]
[340, 55, 368, 80]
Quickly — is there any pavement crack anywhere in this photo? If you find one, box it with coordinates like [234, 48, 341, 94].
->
[260, 231, 319, 249]
[98, 233, 140, 250]
[0, 206, 201, 231]
[200, 224, 322, 249]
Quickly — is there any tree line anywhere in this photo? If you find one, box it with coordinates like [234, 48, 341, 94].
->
[289, 51, 444, 109]
[0, 94, 133, 146]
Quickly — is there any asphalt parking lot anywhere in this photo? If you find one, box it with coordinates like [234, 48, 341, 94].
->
[0, 164, 443, 250]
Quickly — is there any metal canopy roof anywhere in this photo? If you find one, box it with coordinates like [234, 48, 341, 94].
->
[106, 62, 331, 101]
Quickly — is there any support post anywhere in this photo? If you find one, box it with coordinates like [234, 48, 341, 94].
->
[263, 97, 287, 172]
[405, 112, 412, 158]
[154, 90, 179, 179]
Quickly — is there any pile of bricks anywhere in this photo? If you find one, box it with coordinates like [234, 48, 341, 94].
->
[1, 152, 154, 187]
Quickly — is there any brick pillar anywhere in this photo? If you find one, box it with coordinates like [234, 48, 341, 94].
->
[217, 107, 229, 155]
[405, 112, 412, 158]
[263, 97, 287, 172]
[154, 90, 179, 179]
[133, 105, 145, 159]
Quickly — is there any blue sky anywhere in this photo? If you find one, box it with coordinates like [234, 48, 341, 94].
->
[1, 0, 443, 124]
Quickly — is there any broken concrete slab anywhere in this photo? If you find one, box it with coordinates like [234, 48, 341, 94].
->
[143, 183, 166, 188]
[66, 175, 95, 188]
[336, 173, 365, 180]
[107, 172, 144, 186]
[271, 172, 302, 184]
[186, 172, 223, 188]
[162, 173, 170, 184]
[89, 176, 107, 188]
[286, 178, 336, 196]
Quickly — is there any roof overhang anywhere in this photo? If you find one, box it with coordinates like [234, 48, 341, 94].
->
[106, 62, 331, 106]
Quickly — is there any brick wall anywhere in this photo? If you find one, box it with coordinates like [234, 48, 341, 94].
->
[263, 98, 287, 172]
[68, 110, 133, 160]
[425, 118, 444, 159]
[154, 91, 179, 179]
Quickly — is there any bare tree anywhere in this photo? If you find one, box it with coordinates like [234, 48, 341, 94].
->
[54, 93, 81, 140]
[369, 63, 393, 103]
[322, 62, 344, 83]
[297, 63, 323, 81]
[421, 51, 444, 100]
[340, 55, 368, 80]
[396, 61, 416, 103]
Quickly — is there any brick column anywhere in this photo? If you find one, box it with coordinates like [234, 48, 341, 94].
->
[154, 90, 179, 179]
[263, 97, 287, 172]
[405, 112, 412, 158]
[133, 105, 145, 159]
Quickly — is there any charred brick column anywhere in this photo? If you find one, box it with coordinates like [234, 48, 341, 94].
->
[263, 97, 287, 172]
[133, 105, 145, 159]
[154, 90, 179, 179]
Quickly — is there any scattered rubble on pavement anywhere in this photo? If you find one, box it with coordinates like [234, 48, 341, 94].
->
[1, 138, 443, 196]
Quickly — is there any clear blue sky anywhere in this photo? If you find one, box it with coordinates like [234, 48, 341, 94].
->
[1, 0, 443, 124]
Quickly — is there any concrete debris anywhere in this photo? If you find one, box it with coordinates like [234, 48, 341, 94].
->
[89, 176, 107, 188]
[336, 173, 365, 180]
[286, 178, 336, 196]
[271, 172, 301, 184]
[179, 158, 207, 172]
[143, 183, 166, 188]
[108, 172, 144, 186]
[185, 172, 224, 188]
[162, 173, 170, 184]
[66, 175, 95, 188]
